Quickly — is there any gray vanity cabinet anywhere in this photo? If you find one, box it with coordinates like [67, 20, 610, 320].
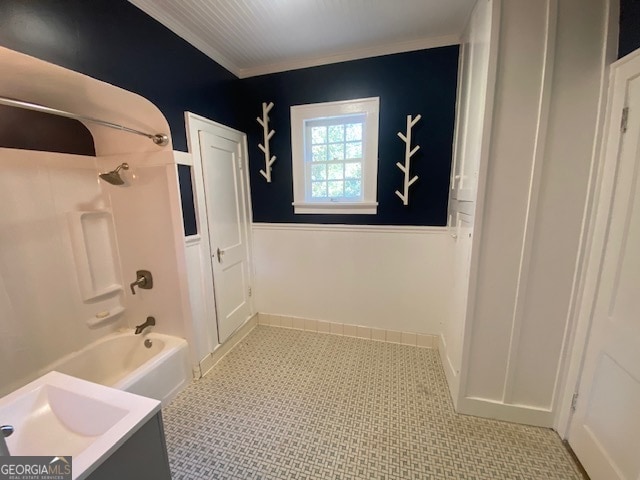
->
[87, 412, 172, 480]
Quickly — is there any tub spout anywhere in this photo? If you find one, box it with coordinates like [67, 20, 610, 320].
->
[134, 316, 156, 335]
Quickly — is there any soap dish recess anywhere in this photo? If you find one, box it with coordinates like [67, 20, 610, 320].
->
[86, 306, 125, 327]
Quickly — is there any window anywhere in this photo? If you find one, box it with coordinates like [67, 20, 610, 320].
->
[290, 97, 379, 214]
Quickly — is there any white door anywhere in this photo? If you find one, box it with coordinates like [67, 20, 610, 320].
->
[567, 58, 640, 480]
[199, 130, 252, 343]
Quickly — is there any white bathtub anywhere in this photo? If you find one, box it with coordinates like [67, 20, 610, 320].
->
[48, 331, 191, 406]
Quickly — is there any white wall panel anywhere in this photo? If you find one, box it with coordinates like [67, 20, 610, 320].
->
[449, 0, 494, 204]
[458, 0, 611, 426]
[105, 152, 191, 343]
[442, 0, 496, 405]
[508, 0, 609, 409]
[442, 212, 473, 400]
[174, 150, 219, 367]
[183, 238, 216, 364]
[0, 149, 122, 396]
[465, 0, 550, 402]
[252, 224, 452, 335]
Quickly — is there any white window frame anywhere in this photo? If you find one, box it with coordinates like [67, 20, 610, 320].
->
[290, 97, 380, 214]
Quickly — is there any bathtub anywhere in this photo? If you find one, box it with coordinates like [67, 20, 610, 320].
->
[48, 331, 192, 406]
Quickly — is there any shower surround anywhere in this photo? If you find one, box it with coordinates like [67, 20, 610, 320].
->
[0, 46, 195, 395]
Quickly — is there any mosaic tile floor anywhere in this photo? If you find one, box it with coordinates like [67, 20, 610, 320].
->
[163, 326, 584, 479]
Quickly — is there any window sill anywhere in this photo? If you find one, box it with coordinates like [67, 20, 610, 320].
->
[292, 201, 378, 215]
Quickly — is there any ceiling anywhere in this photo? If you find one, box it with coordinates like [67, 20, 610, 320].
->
[128, 0, 475, 78]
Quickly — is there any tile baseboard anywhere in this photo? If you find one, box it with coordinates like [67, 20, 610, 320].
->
[257, 312, 437, 348]
[198, 313, 258, 377]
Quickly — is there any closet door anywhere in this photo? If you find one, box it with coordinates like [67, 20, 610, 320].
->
[199, 129, 252, 344]
[567, 54, 640, 480]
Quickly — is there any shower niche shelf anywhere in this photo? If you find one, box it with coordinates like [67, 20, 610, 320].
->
[67, 210, 123, 302]
[86, 305, 125, 328]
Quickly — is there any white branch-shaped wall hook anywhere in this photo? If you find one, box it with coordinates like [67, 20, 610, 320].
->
[395, 114, 422, 205]
[257, 102, 276, 182]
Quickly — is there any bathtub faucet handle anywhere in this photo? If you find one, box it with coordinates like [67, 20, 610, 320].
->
[134, 316, 156, 335]
[130, 270, 153, 295]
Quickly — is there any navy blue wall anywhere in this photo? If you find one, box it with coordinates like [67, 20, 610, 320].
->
[240, 46, 459, 226]
[0, 0, 239, 151]
[620, 0, 640, 58]
[0, 105, 95, 155]
[1, 1, 638, 227]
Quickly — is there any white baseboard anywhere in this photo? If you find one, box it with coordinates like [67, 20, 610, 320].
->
[197, 313, 258, 377]
[456, 396, 554, 427]
[438, 334, 461, 409]
[438, 334, 553, 427]
[257, 312, 437, 348]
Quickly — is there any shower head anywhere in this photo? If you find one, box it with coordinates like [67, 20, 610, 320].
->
[99, 163, 129, 185]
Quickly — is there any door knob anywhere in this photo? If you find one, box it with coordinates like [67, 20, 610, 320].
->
[216, 248, 225, 262]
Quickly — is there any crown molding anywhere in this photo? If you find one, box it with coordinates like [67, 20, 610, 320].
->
[238, 34, 461, 78]
[130, 1, 461, 79]
[128, 0, 242, 77]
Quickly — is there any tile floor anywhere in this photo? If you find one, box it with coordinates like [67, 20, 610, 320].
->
[163, 326, 584, 479]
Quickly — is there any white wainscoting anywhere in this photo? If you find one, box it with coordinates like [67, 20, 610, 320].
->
[183, 235, 217, 368]
[252, 223, 453, 335]
[174, 150, 219, 370]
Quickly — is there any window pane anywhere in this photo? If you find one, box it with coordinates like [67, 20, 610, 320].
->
[328, 125, 345, 143]
[311, 182, 327, 198]
[346, 123, 362, 141]
[328, 163, 343, 180]
[312, 145, 327, 162]
[328, 143, 344, 160]
[344, 180, 361, 198]
[328, 181, 344, 197]
[345, 142, 362, 160]
[345, 162, 361, 179]
[311, 164, 327, 181]
[311, 126, 327, 144]
[293, 98, 379, 212]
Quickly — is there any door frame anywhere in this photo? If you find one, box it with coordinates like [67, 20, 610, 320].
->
[185, 112, 255, 354]
[556, 48, 640, 438]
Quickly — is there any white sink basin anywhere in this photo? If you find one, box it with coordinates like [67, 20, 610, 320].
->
[0, 371, 161, 479]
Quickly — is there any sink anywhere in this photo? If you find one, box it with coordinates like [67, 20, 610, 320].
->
[3, 383, 128, 457]
[0, 371, 161, 479]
